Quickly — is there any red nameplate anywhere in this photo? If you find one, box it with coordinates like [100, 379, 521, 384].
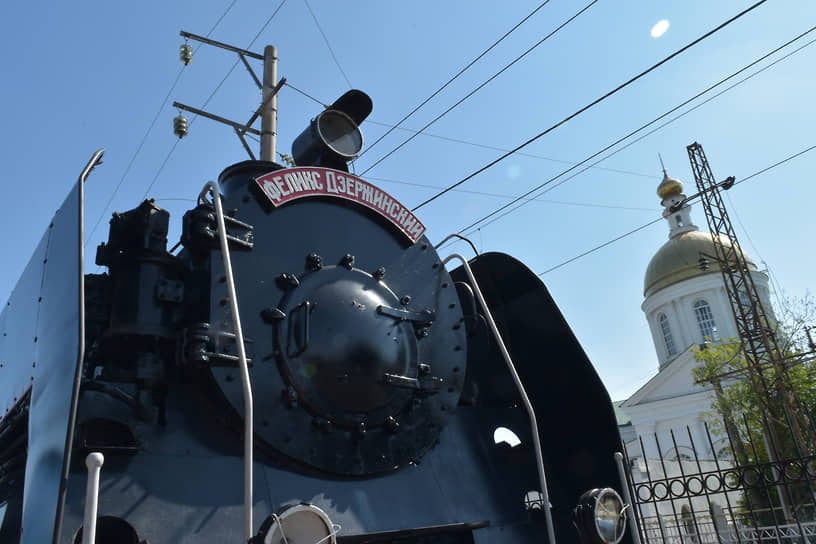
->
[255, 167, 426, 243]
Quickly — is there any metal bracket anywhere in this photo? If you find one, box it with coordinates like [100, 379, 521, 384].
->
[182, 204, 254, 252]
[377, 305, 434, 325]
[182, 325, 254, 367]
[383, 372, 443, 393]
[222, 214, 254, 249]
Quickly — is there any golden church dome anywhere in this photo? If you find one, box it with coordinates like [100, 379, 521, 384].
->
[643, 230, 757, 297]
[656, 171, 684, 200]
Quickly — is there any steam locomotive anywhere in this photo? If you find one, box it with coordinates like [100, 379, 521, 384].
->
[0, 90, 631, 544]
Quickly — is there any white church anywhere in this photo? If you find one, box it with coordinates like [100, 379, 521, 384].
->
[614, 169, 775, 539]
[617, 167, 773, 459]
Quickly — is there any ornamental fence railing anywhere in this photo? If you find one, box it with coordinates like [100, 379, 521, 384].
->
[622, 416, 816, 544]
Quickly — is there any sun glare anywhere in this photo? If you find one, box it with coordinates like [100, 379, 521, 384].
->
[651, 20, 669, 38]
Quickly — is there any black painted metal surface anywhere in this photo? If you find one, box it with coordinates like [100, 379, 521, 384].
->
[0, 182, 81, 543]
[207, 163, 466, 476]
[451, 252, 632, 544]
[57, 380, 540, 543]
[52, 253, 623, 543]
[2, 162, 630, 543]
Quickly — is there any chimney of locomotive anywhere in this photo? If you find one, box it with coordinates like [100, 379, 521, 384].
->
[291, 90, 372, 172]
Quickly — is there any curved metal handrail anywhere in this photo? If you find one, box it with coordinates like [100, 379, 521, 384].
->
[441, 253, 556, 544]
[200, 181, 255, 542]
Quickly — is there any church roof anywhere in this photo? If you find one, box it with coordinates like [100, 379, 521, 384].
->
[643, 230, 757, 297]
[613, 400, 631, 426]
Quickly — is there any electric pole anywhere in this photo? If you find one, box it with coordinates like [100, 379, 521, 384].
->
[261, 45, 278, 161]
[687, 142, 814, 518]
[173, 31, 285, 162]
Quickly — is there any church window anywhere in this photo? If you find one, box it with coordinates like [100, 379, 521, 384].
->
[659, 313, 676, 356]
[675, 216, 684, 227]
[694, 300, 719, 341]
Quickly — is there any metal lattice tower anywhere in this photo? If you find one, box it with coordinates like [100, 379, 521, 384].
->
[687, 142, 813, 459]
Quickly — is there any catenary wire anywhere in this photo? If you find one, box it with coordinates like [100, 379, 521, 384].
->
[364, 119, 655, 179]
[357, 0, 554, 160]
[453, 25, 816, 238]
[365, 175, 654, 212]
[723, 190, 790, 315]
[279, 81, 656, 179]
[282, 78, 656, 182]
[469, 35, 816, 234]
[87, 0, 239, 243]
[361, 0, 600, 177]
[535, 142, 816, 276]
[733, 144, 816, 186]
[139, 0, 289, 201]
[302, 0, 352, 88]
[285, 81, 329, 108]
[288, 23, 816, 235]
[410, 0, 770, 212]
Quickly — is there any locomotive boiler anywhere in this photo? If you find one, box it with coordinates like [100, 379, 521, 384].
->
[0, 90, 632, 544]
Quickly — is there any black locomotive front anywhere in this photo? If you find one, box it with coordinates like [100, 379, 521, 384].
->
[0, 92, 631, 544]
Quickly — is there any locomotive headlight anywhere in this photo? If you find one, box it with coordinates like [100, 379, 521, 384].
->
[316, 109, 363, 158]
[291, 89, 372, 172]
[574, 488, 627, 544]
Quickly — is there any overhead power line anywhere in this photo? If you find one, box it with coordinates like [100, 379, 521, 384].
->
[722, 190, 791, 315]
[454, 24, 816, 237]
[358, 0, 554, 160]
[365, 175, 654, 211]
[87, 0, 239, 242]
[302, 0, 352, 88]
[536, 142, 816, 276]
[411, 0, 769, 212]
[364, 119, 654, 179]
[285, 81, 329, 107]
[361, 0, 600, 176]
[283, 81, 655, 180]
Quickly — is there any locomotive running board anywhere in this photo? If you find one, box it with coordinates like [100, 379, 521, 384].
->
[336, 520, 489, 543]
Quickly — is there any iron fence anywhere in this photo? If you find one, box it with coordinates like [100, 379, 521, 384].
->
[622, 418, 816, 544]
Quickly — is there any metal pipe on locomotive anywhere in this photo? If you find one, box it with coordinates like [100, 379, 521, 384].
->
[0, 83, 633, 543]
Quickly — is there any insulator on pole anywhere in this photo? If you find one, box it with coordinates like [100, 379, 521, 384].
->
[180, 43, 193, 65]
[174, 114, 188, 138]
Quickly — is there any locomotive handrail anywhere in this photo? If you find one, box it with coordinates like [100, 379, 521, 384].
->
[200, 181, 255, 543]
[53, 148, 105, 544]
[441, 253, 556, 544]
[434, 233, 479, 256]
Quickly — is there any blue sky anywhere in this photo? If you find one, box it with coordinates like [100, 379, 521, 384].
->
[1, 0, 814, 401]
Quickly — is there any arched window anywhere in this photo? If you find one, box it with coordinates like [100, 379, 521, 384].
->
[694, 300, 719, 341]
[659, 313, 677, 356]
